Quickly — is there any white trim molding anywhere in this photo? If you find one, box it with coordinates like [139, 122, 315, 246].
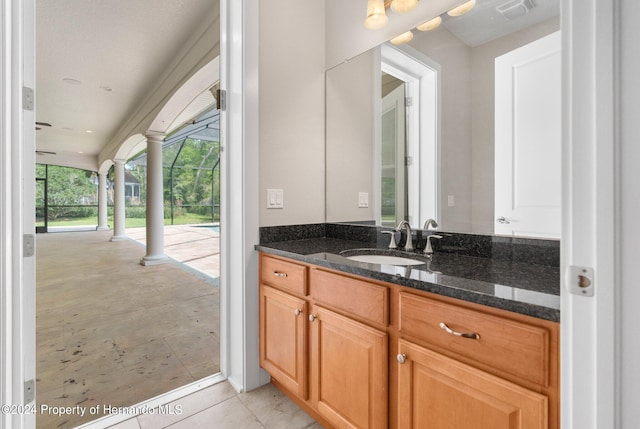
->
[219, 0, 269, 393]
[1, 0, 36, 428]
[561, 0, 618, 428]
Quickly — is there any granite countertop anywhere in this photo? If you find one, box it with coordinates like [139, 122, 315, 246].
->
[255, 237, 560, 322]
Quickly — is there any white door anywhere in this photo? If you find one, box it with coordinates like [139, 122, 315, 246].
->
[494, 31, 561, 238]
[381, 82, 406, 226]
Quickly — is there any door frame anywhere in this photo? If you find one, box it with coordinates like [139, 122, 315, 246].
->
[1, 0, 36, 427]
[561, 0, 618, 428]
[380, 43, 440, 228]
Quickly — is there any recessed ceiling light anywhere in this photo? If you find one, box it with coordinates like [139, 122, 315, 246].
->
[63, 78, 82, 85]
[78, 151, 84, 154]
[100, 86, 113, 92]
[85, 130, 93, 133]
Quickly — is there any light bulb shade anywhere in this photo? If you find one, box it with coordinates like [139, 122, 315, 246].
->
[390, 31, 414, 45]
[447, 0, 476, 17]
[390, 0, 418, 13]
[416, 16, 442, 31]
[365, 0, 388, 29]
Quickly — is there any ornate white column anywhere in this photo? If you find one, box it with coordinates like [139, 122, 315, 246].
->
[97, 171, 110, 230]
[110, 159, 127, 241]
[140, 132, 169, 265]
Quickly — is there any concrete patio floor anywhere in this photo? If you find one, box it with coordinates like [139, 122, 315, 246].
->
[36, 227, 220, 428]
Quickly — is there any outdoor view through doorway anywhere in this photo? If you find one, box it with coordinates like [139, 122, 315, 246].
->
[35, 109, 221, 428]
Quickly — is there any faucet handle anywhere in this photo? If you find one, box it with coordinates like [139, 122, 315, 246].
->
[381, 230, 398, 249]
[424, 234, 443, 255]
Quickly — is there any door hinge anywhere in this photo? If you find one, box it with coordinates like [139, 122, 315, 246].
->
[24, 379, 35, 404]
[24, 234, 35, 257]
[23, 87, 34, 111]
[405, 156, 413, 166]
[405, 97, 413, 107]
[215, 89, 227, 111]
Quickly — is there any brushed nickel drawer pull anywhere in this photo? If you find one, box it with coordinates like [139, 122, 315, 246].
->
[397, 353, 407, 364]
[439, 322, 480, 340]
[294, 309, 301, 316]
[273, 271, 288, 278]
[309, 314, 317, 322]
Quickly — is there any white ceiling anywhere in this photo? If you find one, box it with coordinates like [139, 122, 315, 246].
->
[442, 0, 560, 47]
[35, 0, 217, 169]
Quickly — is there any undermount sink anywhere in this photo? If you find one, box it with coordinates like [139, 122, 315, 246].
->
[345, 254, 426, 266]
[340, 249, 428, 266]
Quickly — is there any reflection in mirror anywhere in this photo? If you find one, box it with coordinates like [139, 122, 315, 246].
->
[326, 0, 560, 238]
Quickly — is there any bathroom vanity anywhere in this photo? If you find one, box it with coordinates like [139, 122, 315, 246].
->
[256, 224, 560, 429]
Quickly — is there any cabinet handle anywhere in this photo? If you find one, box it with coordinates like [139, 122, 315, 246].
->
[397, 353, 407, 364]
[273, 271, 288, 278]
[439, 322, 480, 340]
[294, 309, 301, 316]
[309, 314, 317, 322]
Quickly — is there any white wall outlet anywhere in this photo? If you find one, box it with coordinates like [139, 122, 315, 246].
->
[448, 195, 455, 207]
[266, 189, 284, 209]
[358, 192, 369, 208]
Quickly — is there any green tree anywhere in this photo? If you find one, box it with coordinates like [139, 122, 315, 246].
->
[38, 165, 97, 220]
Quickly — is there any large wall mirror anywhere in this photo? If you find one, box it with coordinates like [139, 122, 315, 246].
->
[325, 0, 561, 238]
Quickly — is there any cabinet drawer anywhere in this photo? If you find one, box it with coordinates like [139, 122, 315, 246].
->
[310, 269, 389, 326]
[399, 292, 550, 387]
[260, 255, 308, 296]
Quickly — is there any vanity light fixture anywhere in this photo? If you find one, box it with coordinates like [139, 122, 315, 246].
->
[447, 0, 476, 16]
[390, 31, 414, 45]
[416, 15, 442, 31]
[390, 0, 418, 13]
[364, 0, 388, 29]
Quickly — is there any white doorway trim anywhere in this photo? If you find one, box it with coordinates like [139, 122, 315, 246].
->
[219, 0, 268, 392]
[1, 0, 36, 428]
[561, 0, 617, 428]
[380, 43, 440, 228]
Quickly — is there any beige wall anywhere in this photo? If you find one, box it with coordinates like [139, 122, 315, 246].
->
[408, 28, 474, 232]
[325, 50, 376, 223]
[259, 0, 326, 226]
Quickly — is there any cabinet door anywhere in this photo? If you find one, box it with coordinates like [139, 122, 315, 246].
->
[397, 339, 548, 429]
[309, 305, 388, 429]
[260, 285, 308, 398]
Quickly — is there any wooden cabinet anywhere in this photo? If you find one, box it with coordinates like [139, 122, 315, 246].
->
[309, 305, 388, 429]
[258, 253, 559, 429]
[259, 284, 307, 398]
[397, 339, 548, 429]
[397, 292, 559, 429]
[259, 254, 389, 429]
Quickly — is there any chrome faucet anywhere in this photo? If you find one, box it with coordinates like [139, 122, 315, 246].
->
[396, 220, 414, 251]
[423, 218, 438, 230]
[424, 234, 443, 256]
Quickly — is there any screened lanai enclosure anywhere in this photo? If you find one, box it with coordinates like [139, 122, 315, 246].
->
[35, 109, 220, 231]
[128, 109, 221, 226]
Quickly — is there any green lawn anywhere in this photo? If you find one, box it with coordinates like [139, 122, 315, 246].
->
[46, 213, 216, 229]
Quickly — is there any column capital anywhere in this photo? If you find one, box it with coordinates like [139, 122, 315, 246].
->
[145, 131, 166, 144]
[113, 158, 126, 165]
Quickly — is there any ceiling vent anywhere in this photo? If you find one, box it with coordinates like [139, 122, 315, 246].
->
[497, 0, 536, 20]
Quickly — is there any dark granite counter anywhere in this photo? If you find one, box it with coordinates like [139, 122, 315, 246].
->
[256, 226, 560, 322]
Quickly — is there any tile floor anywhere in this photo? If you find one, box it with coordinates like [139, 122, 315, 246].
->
[105, 381, 321, 429]
[36, 230, 220, 428]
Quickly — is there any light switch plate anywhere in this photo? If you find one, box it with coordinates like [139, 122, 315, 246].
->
[266, 189, 284, 209]
[358, 192, 369, 208]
